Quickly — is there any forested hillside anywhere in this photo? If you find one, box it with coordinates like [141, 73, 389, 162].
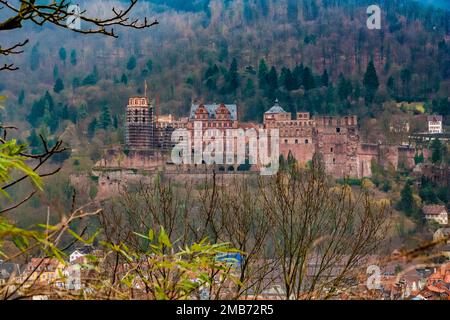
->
[0, 0, 449, 154]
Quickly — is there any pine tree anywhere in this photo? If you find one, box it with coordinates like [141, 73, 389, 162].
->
[292, 64, 304, 89]
[121, 73, 128, 85]
[321, 70, 329, 87]
[287, 0, 298, 22]
[243, 0, 253, 23]
[88, 118, 98, 138]
[42, 100, 59, 133]
[363, 60, 379, 103]
[431, 139, 443, 164]
[267, 66, 278, 90]
[28, 129, 41, 149]
[398, 181, 416, 217]
[226, 58, 239, 93]
[258, 59, 269, 90]
[61, 105, 70, 120]
[302, 67, 315, 90]
[30, 43, 40, 71]
[338, 74, 353, 101]
[280, 67, 295, 91]
[127, 56, 137, 70]
[54, 78, 64, 93]
[243, 79, 255, 96]
[70, 49, 77, 66]
[82, 66, 99, 86]
[100, 105, 112, 129]
[59, 47, 67, 64]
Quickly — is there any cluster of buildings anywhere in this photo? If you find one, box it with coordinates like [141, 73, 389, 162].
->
[123, 96, 423, 178]
[0, 246, 100, 299]
[378, 259, 450, 300]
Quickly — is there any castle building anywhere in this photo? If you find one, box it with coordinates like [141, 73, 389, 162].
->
[263, 100, 415, 178]
[263, 100, 359, 178]
[122, 97, 416, 178]
[187, 103, 239, 131]
[155, 115, 188, 152]
[125, 97, 154, 149]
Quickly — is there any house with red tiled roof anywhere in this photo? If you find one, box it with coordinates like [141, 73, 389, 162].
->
[411, 263, 450, 300]
[423, 205, 448, 225]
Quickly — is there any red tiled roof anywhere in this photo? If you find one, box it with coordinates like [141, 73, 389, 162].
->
[428, 115, 443, 122]
[423, 205, 447, 215]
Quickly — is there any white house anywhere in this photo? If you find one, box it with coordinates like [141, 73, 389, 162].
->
[433, 228, 450, 244]
[428, 115, 443, 134]
[423, 205, 448, 225]
[69, 246, 94, 263]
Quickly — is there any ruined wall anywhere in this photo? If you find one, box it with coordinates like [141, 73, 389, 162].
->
[94, 169, 154, 201]
[357, 143, 379, 177]
[280, 141, 315, 165]
[315, 121, 359, 179]
[95, 149, 163, 170]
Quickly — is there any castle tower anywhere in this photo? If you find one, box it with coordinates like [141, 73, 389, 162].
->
[125, 96, 154, 149]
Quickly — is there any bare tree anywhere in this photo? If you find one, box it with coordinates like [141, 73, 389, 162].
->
[0, 0, 158, 70]
[260, 159, 391, 299]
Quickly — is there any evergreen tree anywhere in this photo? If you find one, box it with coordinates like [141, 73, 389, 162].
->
[387, 76, 395, 94]
[243, 0, 253, 23]
[54, 78, 64, 93]
[226, 58, 239, 93]
[42, 100, 59, 133]
[267, 66, 278, 90]
[287, 0, 298, 22]
[127, 56, 137, 70]
[82, 66, 99, 86]
[100, 105, 112, 129]
[70, 49, 77, 66]
[59, 47, 67, 64]
[259, 0, 269, 16]
[30, 43, 40, 71]
[121, 73, 128, 85]
[337, 74, 353, 101]
[431, 139, 443, 164]
[258, 59, 269, 90]
[27, 129, 41, 148]
[398, 181, 415, 217]
[243, 79, 255, 96]
[302, 67, 315, 90]
[88, 118, 98, 138]
[292, 64, 304, 89]
[72, 77, 81, 89]
[61, 104, 70, 120]
[363, 60, 379, 103]
[321, 70, 329, 87]
[400, 68, 412, 98]
[280, 67, 295, 91]
[414, 152, 424, 165]
[29, 92, 55, 126]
